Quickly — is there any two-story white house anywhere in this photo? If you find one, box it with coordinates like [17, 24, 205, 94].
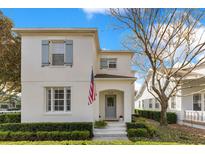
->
[13, 28, 136, 123]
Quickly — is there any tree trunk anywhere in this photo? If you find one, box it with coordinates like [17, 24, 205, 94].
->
[160, 103, 168, 126]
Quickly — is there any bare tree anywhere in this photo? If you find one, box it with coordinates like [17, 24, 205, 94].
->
[110, 8, 205, 126]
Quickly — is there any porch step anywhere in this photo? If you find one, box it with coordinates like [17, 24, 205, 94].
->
[93, 136, 128, 141]
[95, 127, 126, 131]
[94, 131, 127, 137]
[93, 122, 128, 139]
[106, 122, 126, 127]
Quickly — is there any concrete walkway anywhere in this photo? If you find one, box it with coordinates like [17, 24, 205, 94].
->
[93, 121, 128, 141]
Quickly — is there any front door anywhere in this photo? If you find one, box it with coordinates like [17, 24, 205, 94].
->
[105, 95, 116, 120]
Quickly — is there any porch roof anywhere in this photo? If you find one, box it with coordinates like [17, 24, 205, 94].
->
[95, 74, 136, 79]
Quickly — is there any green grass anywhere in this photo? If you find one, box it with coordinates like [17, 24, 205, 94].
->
[0, 140, 180, 145]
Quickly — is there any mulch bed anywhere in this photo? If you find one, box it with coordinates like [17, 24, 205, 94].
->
[145, 118, 205, 139]
[169, 124, 205, 138]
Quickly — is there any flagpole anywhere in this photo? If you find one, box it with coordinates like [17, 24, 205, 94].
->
[91, 66, 95, 131]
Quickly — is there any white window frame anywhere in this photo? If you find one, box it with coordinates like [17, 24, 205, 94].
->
[45, 87, 71, 113]
[49, 40, 66, 66]
[170, 96, 176, 109]
[149, 99, 153, 109]
[155, 99, 159, 109]
[100, 58, 117, 69]
[142, 100, 145, 109]
[193, 93, 202, 111]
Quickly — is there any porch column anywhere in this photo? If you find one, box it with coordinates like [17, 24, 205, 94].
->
[124, 89, 132, 122]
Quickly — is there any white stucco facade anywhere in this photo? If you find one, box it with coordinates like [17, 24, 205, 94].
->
[14, 28, 136, 123]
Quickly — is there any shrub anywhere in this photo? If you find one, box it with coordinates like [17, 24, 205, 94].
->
[126, 122, 158, 138]
[94, 120, 107, 128]
[136, 110, 177, 124]
[0, 122, 93, 137]
[167, 112, 177, 124]
[0, 131, 90, 141]
[145, 124, 158, 137]
[0, 113, 21, 123]
[70, 131, 90, 140]
[131, 114, 139, 122]
[127, 128, 148, 138]
[126, 122, 146, 130]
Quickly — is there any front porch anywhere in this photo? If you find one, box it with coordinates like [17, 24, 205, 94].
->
[183, 110, 205, 128]
[99, 89, 124, 121]
[94, 78, 135, 122]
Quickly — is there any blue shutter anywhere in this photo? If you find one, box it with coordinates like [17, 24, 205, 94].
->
[65, 40, 73, 66]
[42, 40, 50, 66]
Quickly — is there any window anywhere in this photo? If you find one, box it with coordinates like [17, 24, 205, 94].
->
[155, 99, 159, 109]
[46, 87, 71, 112]
[142, 100, 145, 108]
[108, 59, 117, 68]
[149, 99, 153, 109]
[100, 58, 117, 69]
[171, 96, 176, 109]
[50, 41, 65, 66]
[138, 101, 141, 108]
[193, 94, 201, 111]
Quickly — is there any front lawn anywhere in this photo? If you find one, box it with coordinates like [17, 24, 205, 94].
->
[0, 140, 180, 145]
[130, 117, 205, 144]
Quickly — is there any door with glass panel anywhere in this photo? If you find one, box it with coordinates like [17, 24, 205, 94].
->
[105, 95, 116, 120]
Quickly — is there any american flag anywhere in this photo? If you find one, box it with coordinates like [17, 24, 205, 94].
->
[88, 68, 96, 105]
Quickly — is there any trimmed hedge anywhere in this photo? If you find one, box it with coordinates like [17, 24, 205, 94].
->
[0, 122, 93, 137]
[127, 128, 148, 138]
[126, 122, 157, 138]
[0, 131, 90, 141]
[94, 120, 107, 128]
[0, 113, 21, 123]
[136, 110, 177, 124]
[126, 122, 147, 130]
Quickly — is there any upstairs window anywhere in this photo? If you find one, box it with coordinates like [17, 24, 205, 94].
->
[41, 40, 73, 67]
[50, 41, 65, 65]
[50, 41, 65, 66]
[100, 58, 117, 69]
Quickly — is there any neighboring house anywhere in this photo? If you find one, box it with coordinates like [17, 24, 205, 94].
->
[135, 66, 205, 129]
[13, 28, 136, 123]
[0, 95, 21, 111]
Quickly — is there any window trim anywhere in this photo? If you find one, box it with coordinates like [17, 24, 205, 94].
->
[45, 87, 71, 113]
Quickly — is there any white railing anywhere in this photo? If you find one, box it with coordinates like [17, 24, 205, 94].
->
[0, 110, 21, 114]
[184, 110, 205, 123]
